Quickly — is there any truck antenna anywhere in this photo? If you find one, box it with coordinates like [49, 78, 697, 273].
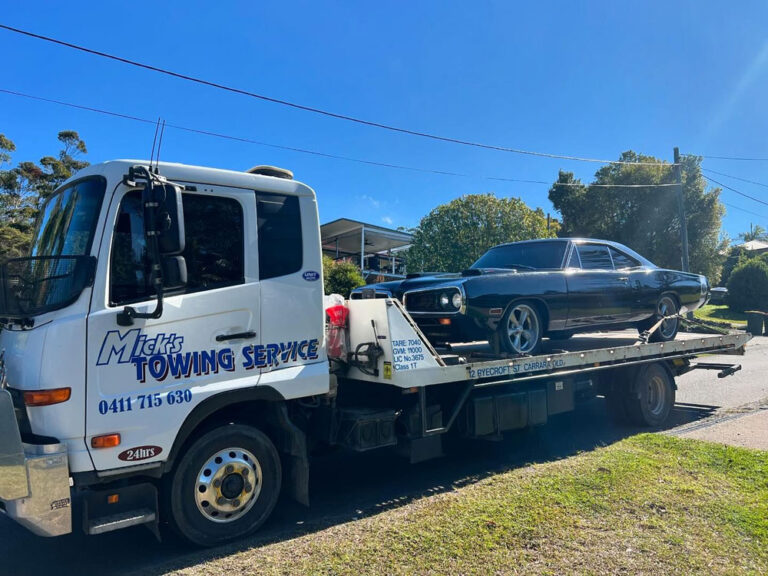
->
[154, 119, 166, 174]
[149, 117, 161, 170]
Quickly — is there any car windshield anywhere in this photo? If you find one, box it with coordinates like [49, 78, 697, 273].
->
[28, 177, 105, 257]
[470, 241, 568, 270]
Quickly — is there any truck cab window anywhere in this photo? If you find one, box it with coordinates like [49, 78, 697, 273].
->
[256, 192, 302, 279]
[110, 191, 244, 305]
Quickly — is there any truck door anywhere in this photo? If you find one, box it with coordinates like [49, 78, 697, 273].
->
[85, 184, 260, 472]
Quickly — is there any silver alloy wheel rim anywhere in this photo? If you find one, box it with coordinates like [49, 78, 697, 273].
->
[646, 374, 666, 416]
[506, 304, 540, 354]
[657, 296, 678, 339]
[195, 447, 262, 523]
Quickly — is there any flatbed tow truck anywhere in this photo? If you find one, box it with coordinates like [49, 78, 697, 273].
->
[0, 160, 750, 546]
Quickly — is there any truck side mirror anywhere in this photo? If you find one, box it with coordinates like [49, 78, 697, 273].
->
[147, 184, 185, 255]
[162, 256, 187, 291]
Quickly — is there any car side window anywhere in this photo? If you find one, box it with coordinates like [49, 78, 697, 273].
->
[110, 191, 244, 305]
[566, 246, 581, 268]
[256, 192, 303, 280]
[609, 247, 641, 269]
[577, 244, 614, 270]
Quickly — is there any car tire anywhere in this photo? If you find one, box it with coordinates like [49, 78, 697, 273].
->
[498, 301, 543, 355]
[624, 363, 675, 427]
[165, 424, 281, 547]
[641, 294, 680, 342]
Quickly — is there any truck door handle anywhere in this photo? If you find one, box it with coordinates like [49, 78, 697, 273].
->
[216, 331, 257, 342]
[618, 276, 629, 282]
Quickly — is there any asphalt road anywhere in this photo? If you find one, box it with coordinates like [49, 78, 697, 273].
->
[1, 331, 765, 576]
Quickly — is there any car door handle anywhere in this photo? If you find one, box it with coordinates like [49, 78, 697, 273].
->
[216, 331, 257, 342]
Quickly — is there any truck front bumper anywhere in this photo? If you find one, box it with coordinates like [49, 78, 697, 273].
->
[0, 389, 71, 536]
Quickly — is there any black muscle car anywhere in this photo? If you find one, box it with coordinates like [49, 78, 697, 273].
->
[351, 238, 710, 355]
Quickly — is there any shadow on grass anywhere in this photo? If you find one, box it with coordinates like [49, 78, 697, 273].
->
[0, 395, 719, 576]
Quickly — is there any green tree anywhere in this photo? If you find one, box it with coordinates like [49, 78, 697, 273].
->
[322, 255, 365, 297]
[0, 131, 89, 261]
[737, 224, 767, 242]
[549, 151, 726, 283]
[726, 259, 768, 312]
[405, 194, 558, 273]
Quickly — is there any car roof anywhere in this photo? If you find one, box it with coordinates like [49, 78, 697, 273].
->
[491, 238, 656, 268]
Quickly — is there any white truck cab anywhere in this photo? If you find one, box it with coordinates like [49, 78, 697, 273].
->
[0, 159, 750, 546]
[0, 160, 328, 542]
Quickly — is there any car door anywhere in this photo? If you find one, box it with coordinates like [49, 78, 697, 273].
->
[607, 245, 654, 321]
[85, 184, 260, 472]
[565, 242, 634, 327]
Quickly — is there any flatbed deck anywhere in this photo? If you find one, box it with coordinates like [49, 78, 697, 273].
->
[345, 299, 751, 389]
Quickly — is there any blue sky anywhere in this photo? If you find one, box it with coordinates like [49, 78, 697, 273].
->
[2, 1, 767, 238]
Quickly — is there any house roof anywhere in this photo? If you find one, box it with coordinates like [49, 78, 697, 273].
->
[733, 239, 768, 251]
[320, 218, 412, 256]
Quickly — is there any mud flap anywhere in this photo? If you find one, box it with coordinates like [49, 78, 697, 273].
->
[263, 404, 310, 507]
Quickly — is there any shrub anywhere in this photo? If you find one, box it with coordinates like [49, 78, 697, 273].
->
[322, 255, 365, 297]
[726, 259, 768, 312]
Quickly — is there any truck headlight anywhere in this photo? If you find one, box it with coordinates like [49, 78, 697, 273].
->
[452, 292, 463, 309]
[439, 293, 450, 308]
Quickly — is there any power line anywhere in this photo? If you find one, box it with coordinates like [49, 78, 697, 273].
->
[0, 23, 673, 167]
[721, 201, 768, 220]
[696, 154, 768, 162]
[702, 168, 768, 190]
[703, 175, 768, 207]
[0, 87, 679, 190]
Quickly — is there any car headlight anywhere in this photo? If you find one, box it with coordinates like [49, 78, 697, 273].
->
[452, 292, 463, 309]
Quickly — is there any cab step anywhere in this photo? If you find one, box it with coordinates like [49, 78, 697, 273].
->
[87, 509, 156, 535]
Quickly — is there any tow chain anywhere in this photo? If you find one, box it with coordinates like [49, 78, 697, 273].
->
[638, 313, 731, 344]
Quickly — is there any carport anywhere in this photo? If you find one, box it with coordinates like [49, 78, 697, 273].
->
[320, 218, 412, 280]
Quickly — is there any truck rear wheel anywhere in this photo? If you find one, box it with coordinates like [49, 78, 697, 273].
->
[624, 363, 675, 427]
[166, 424, 281, 546]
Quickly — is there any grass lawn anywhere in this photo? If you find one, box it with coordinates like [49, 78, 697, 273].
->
[694, 304, 748, 326]
[168, 435, 768, 575]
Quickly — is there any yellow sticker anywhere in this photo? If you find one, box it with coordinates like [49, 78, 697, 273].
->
[383, 362, 392, 379]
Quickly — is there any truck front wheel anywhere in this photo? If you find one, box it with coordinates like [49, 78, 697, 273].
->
[166, 424, 281, 546]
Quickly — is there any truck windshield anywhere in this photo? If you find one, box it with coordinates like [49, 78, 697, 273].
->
[29, 177, 105, 258]
[470, 241, 568, 270]
[0, 177, 105, 320]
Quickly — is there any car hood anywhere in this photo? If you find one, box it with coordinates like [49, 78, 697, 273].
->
[358, 268, 519, 299]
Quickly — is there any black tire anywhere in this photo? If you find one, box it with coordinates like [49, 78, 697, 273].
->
[165, 424, 281, 546]
[639, 294, 680, 343]
[498, 301, 543, 355]
[548, 330, 574, 341]
[624, 363, 675, 427]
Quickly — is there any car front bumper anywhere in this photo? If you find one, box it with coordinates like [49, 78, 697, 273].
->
[0, 389, 71, 537]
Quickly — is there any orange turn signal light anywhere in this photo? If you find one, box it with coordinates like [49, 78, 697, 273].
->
[91, 434, 121, 449]
[107, 494, 119, 505]
[438, 318, 452, 326]
[23, 387, 71, 407]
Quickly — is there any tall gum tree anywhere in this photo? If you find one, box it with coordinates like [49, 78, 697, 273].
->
[0, 131, 89, 261]
[549, 151, 726, 283]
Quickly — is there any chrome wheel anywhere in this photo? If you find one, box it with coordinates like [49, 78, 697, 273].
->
[645, 374, 666, 417]
[195, 447, 262, 523]
[657, 295, 679, 339]
[505, 303, 540, 354]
